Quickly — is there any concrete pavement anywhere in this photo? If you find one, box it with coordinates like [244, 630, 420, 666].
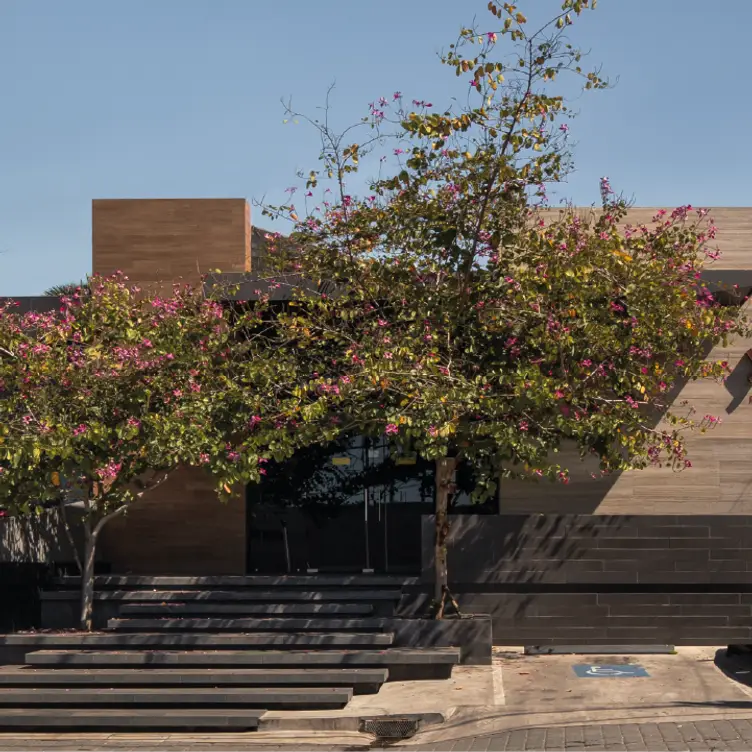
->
[4, 720, 752, 750]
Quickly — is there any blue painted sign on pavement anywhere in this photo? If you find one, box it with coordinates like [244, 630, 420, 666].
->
[573, 664, 650, 678]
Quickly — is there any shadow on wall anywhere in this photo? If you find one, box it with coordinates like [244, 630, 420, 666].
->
[0, 510, 81, 565]
[419, 513, 640, 617]
[724, 352, 752, 414]
[0, 510, 85, 631]
[498, 331, 751, 515]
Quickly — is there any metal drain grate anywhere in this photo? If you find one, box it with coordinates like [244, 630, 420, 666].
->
[360, 716, 421, 740]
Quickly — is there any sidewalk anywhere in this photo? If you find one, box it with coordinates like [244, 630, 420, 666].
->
[3, 720, 752, 751]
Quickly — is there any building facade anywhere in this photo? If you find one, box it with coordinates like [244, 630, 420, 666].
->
[3, 198, 752, 646]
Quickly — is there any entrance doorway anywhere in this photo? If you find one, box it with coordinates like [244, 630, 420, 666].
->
[246, 435, 435, 574]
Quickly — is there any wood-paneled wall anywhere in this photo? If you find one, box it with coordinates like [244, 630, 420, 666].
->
[539, 206, 752, 272]
[97, 467, 246, 574]
[92, 198, 251, 288]
[501, 207, 752, 515]
[500, 317, 752, 515]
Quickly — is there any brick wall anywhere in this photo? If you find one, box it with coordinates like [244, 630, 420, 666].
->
[414, 515, 752, 646]
[92, 198, 251, 288]
[97, 467, 246, 575]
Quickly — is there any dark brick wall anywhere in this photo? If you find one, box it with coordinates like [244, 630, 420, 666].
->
[417, 515, 752, 646]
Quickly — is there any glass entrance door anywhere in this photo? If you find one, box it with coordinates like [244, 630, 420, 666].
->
[245, 435, 434, 574]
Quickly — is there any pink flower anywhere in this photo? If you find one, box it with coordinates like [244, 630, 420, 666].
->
[378, 319, 388, 327]
[383, 352, 393, 359]
[554, 390, 565, 399]
[519, 420, 529, 431]
[96, 461, 122, 482]
[199, 453, 210, 465]
[487, 32, 497, 42]
[141, 338, 153, 348]
[248, 415, 262, 429]
[428, 426, 438, 437]
[227, 451, 240, 462]
[72, 424, 87, 437]
[385, 423, 399, 435]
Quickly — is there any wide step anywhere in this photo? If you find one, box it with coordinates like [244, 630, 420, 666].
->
[118, 603, 374, 616]
[0, 667, 388, 694]
[107, 618, 387, 632]
[42, 589, 401, 602]
[6, 632, 393, 649]
[53, 575, 412, 588]
[25, 649, 459, 680]
[0, 708, 261, 730]
[0, 686, 351, 710]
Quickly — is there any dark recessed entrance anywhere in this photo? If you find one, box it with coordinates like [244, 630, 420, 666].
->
[246, 435, 499, 575]
[246, 435, 435, 574]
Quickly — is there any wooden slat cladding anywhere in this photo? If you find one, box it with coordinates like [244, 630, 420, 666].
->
[499, 301, 752, 515]
[538, 206, 752, 272]
[92, 199, 251, 288]
[97, 467, 246, 575]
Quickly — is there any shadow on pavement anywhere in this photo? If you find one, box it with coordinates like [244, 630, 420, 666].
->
[714, 646, 752, 692]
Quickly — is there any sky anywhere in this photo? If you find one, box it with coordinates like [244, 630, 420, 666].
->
[0, 0, 750, 296]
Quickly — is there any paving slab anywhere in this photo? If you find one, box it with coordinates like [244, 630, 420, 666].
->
[0, 667, 388, 693]
[117, 602, 375, 615]
[0, 686, 352, 710]
[41, 589, 402, 601]
[0, 708, 262, 730]
[5, 631, 394, 648]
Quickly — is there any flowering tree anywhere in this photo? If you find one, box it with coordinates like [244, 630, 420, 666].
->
[0, 275, 336, 629]
[262, 0, 750, 614]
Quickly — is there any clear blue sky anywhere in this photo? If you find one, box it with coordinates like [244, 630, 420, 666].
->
[1, 0, 749, 295]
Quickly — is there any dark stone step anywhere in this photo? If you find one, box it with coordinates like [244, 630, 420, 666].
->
[107, 618, 390, 633]
[0, 708, 261, 730]
[0, 686, 352, 710]
[41, 589, 402, 602]
[25, 648, 460, 680]
[6, 632, 394, 650]
[118, 602, 374, 616]
[52, 575, 415, 589]
[0, 667, 388, 694]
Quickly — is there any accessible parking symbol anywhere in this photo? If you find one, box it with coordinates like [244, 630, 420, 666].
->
[573, 664, 650, 678]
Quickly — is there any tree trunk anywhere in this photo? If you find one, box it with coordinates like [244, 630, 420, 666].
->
[434, 456, 457, 616]
[78, 504, 127, 631]
[80, 519, 97, 631]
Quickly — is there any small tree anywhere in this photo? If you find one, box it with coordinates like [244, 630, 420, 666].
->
[0, 275, 330, 629]
[44, 279, 90, 298]
[262, 0, 750, 614]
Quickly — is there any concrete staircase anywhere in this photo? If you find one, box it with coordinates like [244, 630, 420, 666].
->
[0, 575, 461, 731]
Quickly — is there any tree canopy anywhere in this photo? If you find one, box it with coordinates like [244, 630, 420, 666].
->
[0, 275, 344, 626]
[259, 0, 750, 608]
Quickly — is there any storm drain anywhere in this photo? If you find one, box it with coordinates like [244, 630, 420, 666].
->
[360, 716, 421, 740]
